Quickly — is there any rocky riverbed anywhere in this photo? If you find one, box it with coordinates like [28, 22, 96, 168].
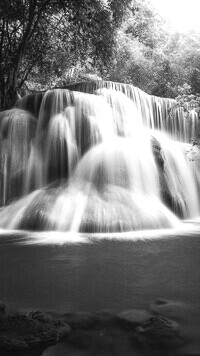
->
[1, 298, 199, 356]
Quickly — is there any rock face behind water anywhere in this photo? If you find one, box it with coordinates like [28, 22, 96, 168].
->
[151, 136, 184, 217]
[0, 304, 70, 356]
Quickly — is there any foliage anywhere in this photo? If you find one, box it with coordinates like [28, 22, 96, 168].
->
[107, 0, 178, 97]
[107, 1, 200, 99]
[0, 0, 132, 109]
[1, 0, 200, 108]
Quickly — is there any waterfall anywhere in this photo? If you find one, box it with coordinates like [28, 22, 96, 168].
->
[0, 80, 199, 232]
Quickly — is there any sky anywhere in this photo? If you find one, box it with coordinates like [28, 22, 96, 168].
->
[150, 0, 200, 32]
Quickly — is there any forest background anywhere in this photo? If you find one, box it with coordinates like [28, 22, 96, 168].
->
[1, 0, 200, 110]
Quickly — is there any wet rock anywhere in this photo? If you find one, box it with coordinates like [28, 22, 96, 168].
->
[93, 309, 116, 325]
[0, 306, 71, 356]
[46, 310, 67, 321]
[0, 313, 58, 356]
[150, 299, 194, 321]
[134, 315, 185, 350]
[29, 311, 54, 324]
[63, 312, 95, 329]
[29, 311, 71, 339]
[151, 136, 164, 169]
[151, 136, 184, 217]
[117, 309, 152, 328]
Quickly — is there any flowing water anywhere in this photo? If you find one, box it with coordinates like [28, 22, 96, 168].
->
[0, 223, 200, 313]
[0, 81, 199, 231]
[0, 81, 200, 354]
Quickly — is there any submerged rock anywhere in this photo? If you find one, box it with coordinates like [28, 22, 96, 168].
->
[150, 299, 194, 321]
[117, 309, 152, 328]
[62, 312, 95, 329]
[134, 315, 185, 351]
[93, 309, 116, 325]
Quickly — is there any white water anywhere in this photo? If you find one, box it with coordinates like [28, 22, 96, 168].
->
[0, 81, 199, 233]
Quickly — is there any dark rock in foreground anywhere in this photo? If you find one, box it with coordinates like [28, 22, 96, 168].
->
[0, 304, 71, 356]
[0, 300, 196, 356]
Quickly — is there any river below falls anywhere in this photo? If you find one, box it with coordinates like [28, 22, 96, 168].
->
[0, 220, 200, 314]
[1, 221, 200, 355]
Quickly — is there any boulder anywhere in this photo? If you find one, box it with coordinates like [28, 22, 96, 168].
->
[117, 309, 152, 328]
[28, 311, 71, 339]
[150, 299, 194, 321]
[0, 308, 71, 356]
[0, 313, 57, 356]
[134, 315, 185, 351]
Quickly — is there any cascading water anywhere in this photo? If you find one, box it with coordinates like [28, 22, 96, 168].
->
[0, 80, 199, 233]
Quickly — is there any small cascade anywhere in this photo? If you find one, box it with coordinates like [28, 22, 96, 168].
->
[45, 112, 78, 183]
[66, 81, 199, 142]
[72, 92, 115, 155]
[151, 130, 200, 218]
[0, 80, 199, 233]
[0, 109, 36, 205]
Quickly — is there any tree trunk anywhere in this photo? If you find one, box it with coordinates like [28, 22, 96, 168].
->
[0, 69, 19, 111]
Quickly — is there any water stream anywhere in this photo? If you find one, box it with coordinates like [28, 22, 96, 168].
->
[0, 81, 200, 355]
[0, 81, 199, 232]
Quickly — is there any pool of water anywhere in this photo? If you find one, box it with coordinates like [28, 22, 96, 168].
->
[0, 221, 200, 315]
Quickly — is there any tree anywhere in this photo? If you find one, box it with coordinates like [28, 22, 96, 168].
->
[106, 0, 200, 98]
[0, 0, 63, 109]
[0, 0, 132, 110]
[108, 0, 175, 96]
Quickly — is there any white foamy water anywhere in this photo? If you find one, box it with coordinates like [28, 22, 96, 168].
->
[0, 81, 199, 233]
